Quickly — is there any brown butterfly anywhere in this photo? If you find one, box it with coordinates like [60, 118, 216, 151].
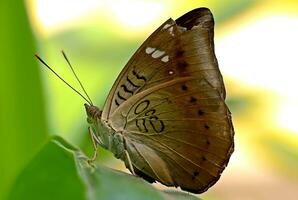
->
[37, 7, 234, 194]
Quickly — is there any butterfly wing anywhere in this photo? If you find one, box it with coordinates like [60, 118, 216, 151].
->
[101, 8, 234, 193]
[109, 77, 234, 193]
[101, 7, 225, 121]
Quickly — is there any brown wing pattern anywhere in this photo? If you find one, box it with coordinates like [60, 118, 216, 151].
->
[102, 7, 225, 121]
[103, 8, 234, 193]
[109, 76, 233, 193]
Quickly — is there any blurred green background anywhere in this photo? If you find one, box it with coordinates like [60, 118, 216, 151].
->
[1, 0, 298, 199]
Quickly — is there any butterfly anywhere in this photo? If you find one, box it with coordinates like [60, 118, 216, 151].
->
[36, 7, 234, 194]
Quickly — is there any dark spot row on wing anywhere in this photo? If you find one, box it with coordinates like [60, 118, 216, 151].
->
[181, 84, 188, 91]
[198, 110, 204, 116]
[190, 97, 197, 103]
[204, 124, 210, 130]
[192, 170, 199, 180]
[176, 49, 185, 57]
[177, 61, 188, 69]
[180, 84, 208, 117]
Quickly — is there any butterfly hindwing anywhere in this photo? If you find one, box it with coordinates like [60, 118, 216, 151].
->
[109, 76, 233, 193]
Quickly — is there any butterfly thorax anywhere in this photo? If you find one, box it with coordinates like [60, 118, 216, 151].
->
[85, 104, 126, 160]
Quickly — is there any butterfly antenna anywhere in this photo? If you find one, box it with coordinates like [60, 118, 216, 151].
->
[35, 54, 92, 105]
[61, 50, 94, 105]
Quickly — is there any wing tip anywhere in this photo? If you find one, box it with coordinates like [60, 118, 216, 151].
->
[175, 7, 214, 30]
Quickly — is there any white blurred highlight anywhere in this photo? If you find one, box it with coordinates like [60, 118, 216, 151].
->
[217, 15, 298, 134]
[107, 0, 164, 28]
[36, 0, 164, 31]
[36, 0, 100, 28]
[278, 98, 298, 134]
[218, 16, 298, 98]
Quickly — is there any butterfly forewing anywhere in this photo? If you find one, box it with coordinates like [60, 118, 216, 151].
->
[102, 8, 225, 121]
[101, 7, 234, 193]
[101, 19, 176, 120]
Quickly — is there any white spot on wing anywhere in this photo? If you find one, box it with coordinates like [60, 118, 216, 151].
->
[168, 27, 174, 36]
[163, 24, 171, 30]
[145, 47, 155, 54]
[161, 55, 169, 62]
[152, 50, 165, 58]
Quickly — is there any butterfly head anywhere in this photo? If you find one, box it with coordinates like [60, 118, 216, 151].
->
[85, 103, 102, 124]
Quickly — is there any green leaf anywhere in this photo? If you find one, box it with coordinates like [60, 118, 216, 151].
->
[162, 190, 201, 200]
[8, 136, 201, 200]
[7, 137, 86, 200]
[0, 1, 48, 199]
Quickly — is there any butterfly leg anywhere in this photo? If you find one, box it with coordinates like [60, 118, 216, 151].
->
[87, 127, 99, 163]
[125, 150, 136, 175]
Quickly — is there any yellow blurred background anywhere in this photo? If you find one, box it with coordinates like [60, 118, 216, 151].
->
[2, 0, 298, 199]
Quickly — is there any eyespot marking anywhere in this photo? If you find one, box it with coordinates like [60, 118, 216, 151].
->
[134, 100, 150, 114]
